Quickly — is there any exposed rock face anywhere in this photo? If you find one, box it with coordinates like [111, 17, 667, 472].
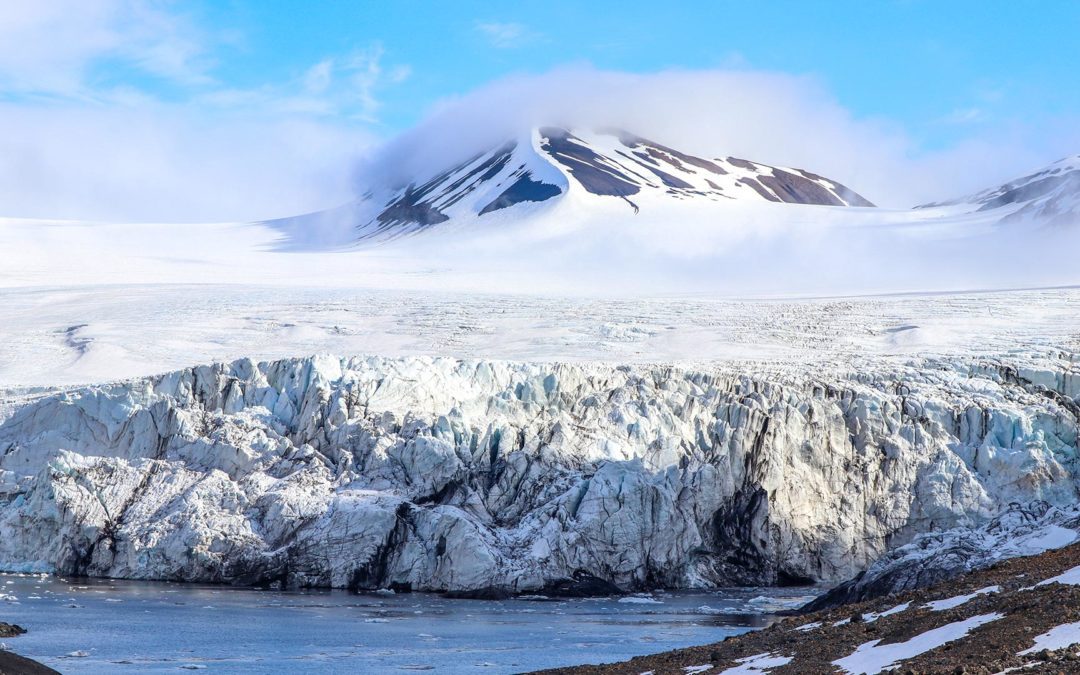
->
[0, 354, 1076, 594]
[0, 621, 26, 637]
[804, 501, 1080, 611]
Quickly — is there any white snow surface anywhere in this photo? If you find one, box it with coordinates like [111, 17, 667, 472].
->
[715, 652, 792, 674]
[923, 586, 999, 611]
[863, 602, 911, 622]
[921, 154, 1080, 228]
[3, 138, 1080, 301]
[0, 284, 1078, 391]
[833, 613, 1004, 675]
[1036, 564, 1080, 588]
[1019, 621, 1080, 655]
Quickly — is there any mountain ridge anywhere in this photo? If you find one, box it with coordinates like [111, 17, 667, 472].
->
[264, 129, 1080, 251]
[267, 126, 877, 245]
[917, 154, 1080, 226]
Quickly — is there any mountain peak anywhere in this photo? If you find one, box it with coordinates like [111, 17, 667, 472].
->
[267, 126, 876, 246]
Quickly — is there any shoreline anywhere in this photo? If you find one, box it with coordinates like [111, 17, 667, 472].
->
[0, 623, 58, 674]
[535, 542, 1080, 674]
[6, 543, 1080, 673]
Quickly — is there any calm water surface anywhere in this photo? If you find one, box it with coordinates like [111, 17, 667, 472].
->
[0, 574, 817, 673]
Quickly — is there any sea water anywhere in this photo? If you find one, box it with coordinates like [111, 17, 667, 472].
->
[0, 574, 816, 673]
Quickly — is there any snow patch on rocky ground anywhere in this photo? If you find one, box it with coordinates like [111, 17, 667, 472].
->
[714, 652, 792, 674]
[1019, 621, 1080, 655]
[1036, 563, 1080, 587]
[924, 585, 999, 611]
[833, 613, 1004, 675]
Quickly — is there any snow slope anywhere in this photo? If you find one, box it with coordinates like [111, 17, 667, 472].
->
[918, 154, 1080, 227]
[5, 149, 1079, 302]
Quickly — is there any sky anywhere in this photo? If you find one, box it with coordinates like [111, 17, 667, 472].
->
[1, 0, 1079, 221]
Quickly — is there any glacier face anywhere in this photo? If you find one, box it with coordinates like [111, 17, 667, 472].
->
[0, 353, 1077, 594]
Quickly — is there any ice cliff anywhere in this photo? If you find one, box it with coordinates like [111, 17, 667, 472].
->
[0, 353, 1077, 594]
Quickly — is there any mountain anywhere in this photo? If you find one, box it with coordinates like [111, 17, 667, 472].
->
[268, 127, 875, 245]
[918, 154, 1080, 226]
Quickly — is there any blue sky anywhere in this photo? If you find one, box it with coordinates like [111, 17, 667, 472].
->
[1, 1, 1078, 220]
[168, 0, 1080, 146]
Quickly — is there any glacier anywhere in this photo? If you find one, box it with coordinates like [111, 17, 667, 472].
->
[1, 351, 1076, 595]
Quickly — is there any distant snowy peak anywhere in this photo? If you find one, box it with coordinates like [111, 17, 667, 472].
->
[267, 127, 874, 246]
[373, 127, 877, 232]
[920, 154, 1080, 226]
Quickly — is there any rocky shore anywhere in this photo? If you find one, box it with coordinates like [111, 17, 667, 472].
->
[538, 542, 1080, 674]
[0, 623, 58, 675]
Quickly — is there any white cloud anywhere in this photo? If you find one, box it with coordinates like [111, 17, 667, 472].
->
[0, 2, 414, 222]
[0, 101, 377, 223]
[303, 60, 334, 95]
[0, 1, 213, 98]
[475, 21, 534, 49]
[340, 44, 411, 122]
[371, 66, 1080, 207]
[1, 3, 1075, 224]
[941, 107, 986, 125]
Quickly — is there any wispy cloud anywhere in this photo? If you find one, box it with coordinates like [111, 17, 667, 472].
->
[374, 66, 1080, 208]
[0, 3, 411, 123]
[0, 1, 215, 99]
[941, 107, 987, 125]
[198, 44, 411, 122]
[474, 21, 535, 49]
[0, 1, 402, 222]
[340, 44, 413, 122]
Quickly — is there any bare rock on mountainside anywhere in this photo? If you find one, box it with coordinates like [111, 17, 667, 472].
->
[265, 126, 875, 245]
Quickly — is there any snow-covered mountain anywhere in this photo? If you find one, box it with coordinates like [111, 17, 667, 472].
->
[268, 127, 875, 245]
[918, 154, 1080, 226]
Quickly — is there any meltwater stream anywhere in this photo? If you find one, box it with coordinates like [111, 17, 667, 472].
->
[0, 574, 816, 673]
